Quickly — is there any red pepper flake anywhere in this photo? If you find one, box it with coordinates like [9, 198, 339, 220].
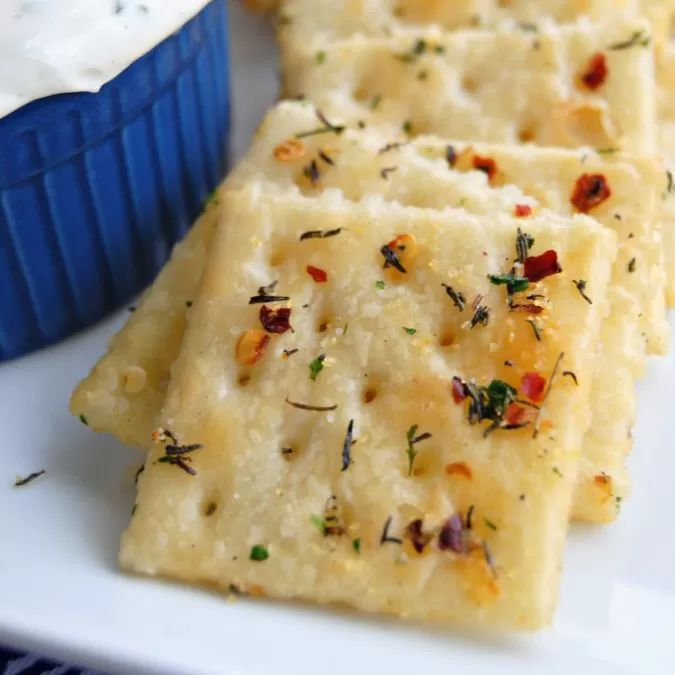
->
[472, 155, 497, 183]
[513, 204, 532, 218]
[513, 303, 544, 315]
[571, 173, 611, 213]
[445, 461, 472, 479]
[503, 402, 530, 426]
[521, 372, 547, 403]
[524, 250, 562, 282]
[306, 265, 328, 283]
[451, 376, 468, 403]
[580, 52, 608, 90]
[406, 519, 432, 553]
[259, 306, 293, 334]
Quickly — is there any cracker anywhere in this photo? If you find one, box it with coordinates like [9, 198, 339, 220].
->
[281, 19, 656, 152]
[71, 101, 664, 522]
[70, 199, 220, 448]
[120, 187, 616, 629]
[278, 0, 642, 44]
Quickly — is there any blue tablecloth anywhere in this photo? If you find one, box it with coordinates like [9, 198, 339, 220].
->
[1, 645, 102, 674]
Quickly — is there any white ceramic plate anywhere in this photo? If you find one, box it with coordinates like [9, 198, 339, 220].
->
[2, 3, 674, 673]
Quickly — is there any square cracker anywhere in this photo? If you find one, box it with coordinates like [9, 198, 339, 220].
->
[278, 0, 642, 44]
[120, 187, 616, 629]
[71, 101, 663, 522]
[281, 18, 656, 152]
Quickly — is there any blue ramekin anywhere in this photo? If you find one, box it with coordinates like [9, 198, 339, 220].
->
[0, 0, 230, 361]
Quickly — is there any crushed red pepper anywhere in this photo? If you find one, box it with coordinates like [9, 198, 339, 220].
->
[259, 306, 293, 334]
[306, 265, 328, 283]
[571, 173, 611, 212]
[513, 204, 532, 218]
[472, 155, 498, 183]
[521, 372, 547, 403]
[580, 52, 608, 90]
[523, 250, 562, 282]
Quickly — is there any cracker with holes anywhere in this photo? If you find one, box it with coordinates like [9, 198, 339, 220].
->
[70, 197, 221, 448]
[278, 0, 642, 46]
[71, 101, 664, 523]
[281, 18, 656, 152]
[120, 187, 616, 629]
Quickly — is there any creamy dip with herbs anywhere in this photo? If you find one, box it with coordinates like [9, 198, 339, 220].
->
[0, 0, 211, 118]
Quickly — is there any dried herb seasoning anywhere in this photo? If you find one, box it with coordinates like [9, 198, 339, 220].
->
[341, 419, 355, 471]
[259, 306, 293, 334]
[375, 280, 386, 290]
[317, 152, 334, 167]
[285, 397, 338, 412]
[79, 414, 89, 426]
[533, 352, 565, 438]
[441, 283, 466, 311]
[484, 518, 498, 531]
[406, 425, 432, 475]
[608, 29, 650, 50]
[516, 228, 535, 264]
[250, 545, 269, 561]
[406, 519, 433, 553]
[526, 318, 542, 341]
[380, 166, 398, 180]
[380, 243, 407, 273]
[299, 228, 344, 240]
[14, 469, 46, 487]
[155, 433, 204, 476]
[469, 303, 490, 328]
[572, 279, 593, 304]
[352, 538, 362, 553]
[380, 516, 403, 545]
[562, 370, 578, 385]
[303, 159, 320, 185]
[446, 144, 457, 167]
[488, 273, 530, 294]
[628, 257, 636, 273]
[309, 354, 326, 381]
[403, 327, 417, 336]
[378, 142, 404, 155]
[438, 512, 465, 553]
[249, 280, 290, 305]
[295, 110, 345, 138]
[283, 348, 299, 358]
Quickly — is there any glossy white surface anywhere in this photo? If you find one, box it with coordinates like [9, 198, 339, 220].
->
[1, 3, 674, 672]
[0, 0, 211, 117]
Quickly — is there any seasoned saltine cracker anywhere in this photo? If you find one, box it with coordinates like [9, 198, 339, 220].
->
[120, 187, 616, 629]
[71, 101, 664, 522]
[281, 19, 656, 152]
[278, 0, 642, 44]
[70, 200, 220, 448]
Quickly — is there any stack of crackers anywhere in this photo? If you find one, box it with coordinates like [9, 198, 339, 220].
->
[71, 1, 674, 630]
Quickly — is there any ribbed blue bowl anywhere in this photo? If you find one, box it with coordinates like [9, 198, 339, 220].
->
[0, 0, 230, 361]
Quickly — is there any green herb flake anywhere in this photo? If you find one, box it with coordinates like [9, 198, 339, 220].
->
[375, 280, 386, 290]
[402, 120, 413, 136]
[608, 29, 651, 50]
[403, 326, 417, 336]
[250, 545, 269, 562]
[352, 538, 362, 554]
[526, 318, 542, 341]
[628, 257, 636, 273]
[488, 273, 530, 294]
[315, 50, 326, 64]
[552, 467, 563, 478]
[484, 518, 498, 531]
[310, 514, 326, 534]
[309, 354, 326, 381]
[79, 414, 89, 426]
[572, 279, 593, 304]
[370, 94, 382, 110]
[405, 425, 432, 476]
